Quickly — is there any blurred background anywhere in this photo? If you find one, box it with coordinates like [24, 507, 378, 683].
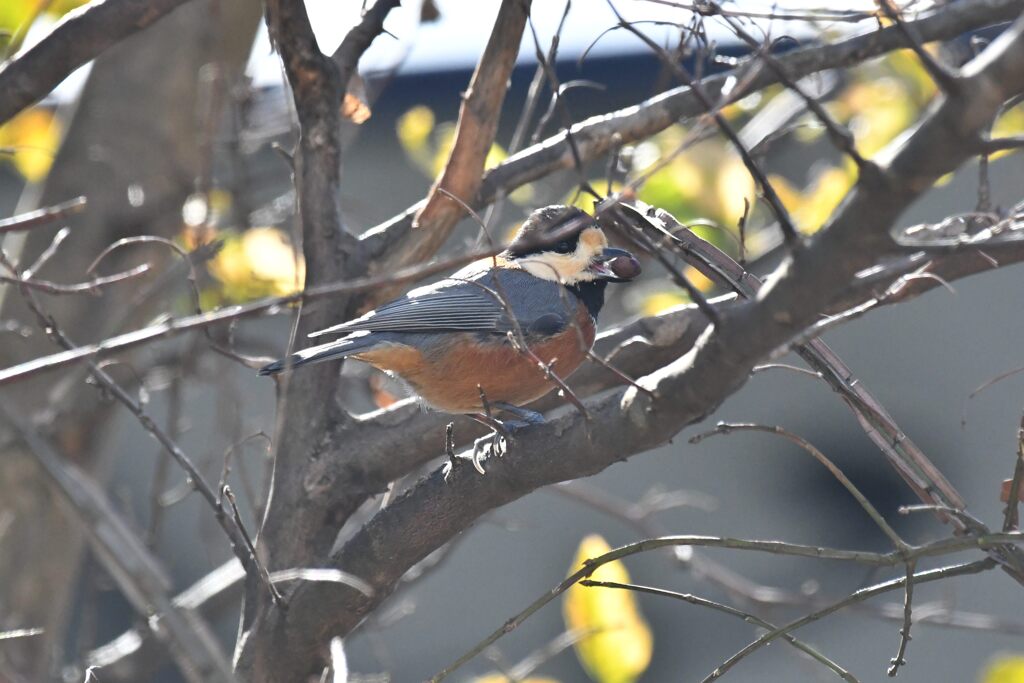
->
[2, 1, 1024, 681]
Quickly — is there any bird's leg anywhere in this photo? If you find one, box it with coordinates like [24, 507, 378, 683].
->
[442, 422, 458, 481]
[464, 413, 513, 474]
[493, 402, 545, 427]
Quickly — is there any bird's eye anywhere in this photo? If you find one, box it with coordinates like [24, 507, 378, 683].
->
[554, 241, 573, 254]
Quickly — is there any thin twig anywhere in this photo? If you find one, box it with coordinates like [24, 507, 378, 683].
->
[691, 422, 907, 549]
[1004, 413, 1024, 531]
[607, 8, 800, 244]
[0, 263, 151, 295]
[708, 1, 876, 173]
[223, 486, 284, 608]
[702, 560, 994, 683]
[581, 580, 858, 683]
[0, 250, 282, 608]
[429, 533, 1023, 681]
[0, 197, 85, 234]
[877, 0, 960, 93]
[887, 561, 916, 677]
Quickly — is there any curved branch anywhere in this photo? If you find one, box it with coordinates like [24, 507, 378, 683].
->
[368, 0, 531, 305]
[0, 0, 193, 126]
[358, 0, 1024, 260]
[236, 13, 1024, 677]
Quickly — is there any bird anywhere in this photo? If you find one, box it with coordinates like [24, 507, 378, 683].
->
[259, 205, 641, 449]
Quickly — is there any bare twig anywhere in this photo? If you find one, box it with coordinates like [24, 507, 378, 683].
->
[708, 3, 875, 173]
[0, 629, 44, 641]
[887, 561, 916, 677]
[0, 404, 233, 683]
[877, 0, 960, 93]
[432, 534, 1017, 681]
[373, 0, 531, 305]
[361, 0, 1024, 261]
[607, 9, 801, 244]
[224, 486, 284, 608]
[0, 197, 86, 234]
[690, 422, 906, 549]
[0, 249, 282, 609]
[0, 263, 151, 295]
[581, 580, 858, 683]
[0, 243, 507, 386]
[1004, 414, 1024, 531]
[703, 560, 994, 683]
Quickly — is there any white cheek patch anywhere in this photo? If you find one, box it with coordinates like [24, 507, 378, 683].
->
[518, 254, 587, 282]
[518, 227, 609, 284]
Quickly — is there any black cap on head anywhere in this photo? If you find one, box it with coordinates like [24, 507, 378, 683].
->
[504, 205, 594, 258]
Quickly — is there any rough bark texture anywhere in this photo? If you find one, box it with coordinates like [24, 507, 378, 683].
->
[234, 11, 1024, 680]
[0, 0, 261, 676]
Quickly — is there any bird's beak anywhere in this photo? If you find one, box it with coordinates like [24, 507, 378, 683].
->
[588, 247, 641, 282]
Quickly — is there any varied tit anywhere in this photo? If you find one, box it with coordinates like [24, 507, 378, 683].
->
[259, 205, 641, 434]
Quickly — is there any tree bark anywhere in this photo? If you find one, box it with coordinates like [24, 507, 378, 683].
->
[0, 0, 260, 676]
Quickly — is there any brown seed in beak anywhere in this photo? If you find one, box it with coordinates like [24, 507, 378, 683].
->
[609, 253, 641, 280]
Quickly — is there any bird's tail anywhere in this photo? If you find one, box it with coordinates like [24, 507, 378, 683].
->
[258, 335, 378, 376]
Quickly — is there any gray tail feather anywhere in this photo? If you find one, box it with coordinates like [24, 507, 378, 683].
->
[258, 336, 378, 376]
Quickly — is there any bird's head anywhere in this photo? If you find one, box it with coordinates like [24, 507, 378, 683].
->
[502, 205, 641, 285]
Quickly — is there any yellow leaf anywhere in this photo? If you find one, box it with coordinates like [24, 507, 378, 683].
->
[430, 122, 457, 176]
[397, 105, 435, 153]
[564, 535, 653, 683]
[685, 266, 714, 293]
[668, 156, 704, 201]
[207, 227, 304, 303]
[993, 103, 1024, 137]
[768, 174, 801, 215]
[843, 78, 914, 157]
[715, 154, 755, 227]
[640, 291, 688, 316]
[428, 122, 507, 177]
[990, 103, 1024, 161]
[476, 676, 560, 683]
[980, 654, 1024, 683]
[886, 49, 938, 104]
[485, 141, 507, 170]
[0, 0, 33, 40]
[242, 227, 304, 293]
[0, 108, 60, 182]
[794, 166, 854, 234]
[769, 167, 854, 234]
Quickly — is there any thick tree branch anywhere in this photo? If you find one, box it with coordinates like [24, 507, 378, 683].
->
[1, 0, 1020, 388]
[0, 0, 193, 126]
[368, 0, 531, 305]
[236, 14, 1024, 676]
[358, 0, 1024, 259]
[236, 1, 402, 679]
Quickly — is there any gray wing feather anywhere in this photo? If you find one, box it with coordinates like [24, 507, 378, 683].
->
[309, 269, 577, 338]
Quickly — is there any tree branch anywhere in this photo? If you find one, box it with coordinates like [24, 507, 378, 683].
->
[239, 13, 1024, 675]
[0, 0, 193, 126]
[0, 404, 233, 683]
[368, 0, 531, 305]
[358, 0, 1024, 260]
[2, 0, 1021, 387]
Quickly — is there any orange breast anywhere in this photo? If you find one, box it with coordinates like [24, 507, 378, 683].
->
[354, 304, 596, 413]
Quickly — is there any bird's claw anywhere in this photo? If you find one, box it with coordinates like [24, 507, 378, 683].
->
[459, 407, 546, 475]
[471, 428, 510, 474]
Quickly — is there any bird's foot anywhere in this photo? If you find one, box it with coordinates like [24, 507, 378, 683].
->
[470, 430, 506, 474]
[460, 407, 545, 474]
